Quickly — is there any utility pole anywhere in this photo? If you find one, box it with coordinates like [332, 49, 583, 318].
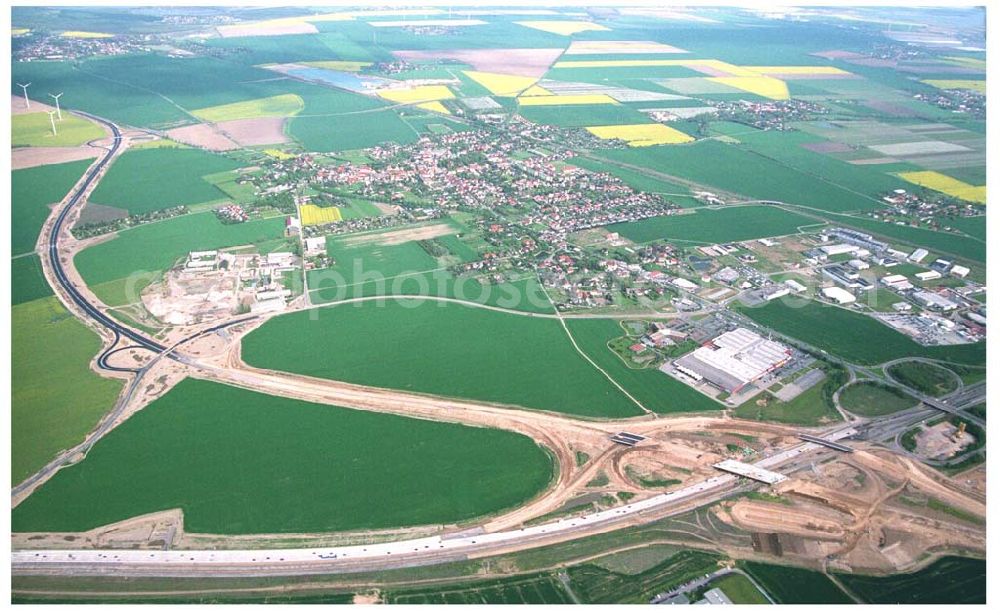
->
[17, 82, 31, 108]
[49, 92, 64, 120]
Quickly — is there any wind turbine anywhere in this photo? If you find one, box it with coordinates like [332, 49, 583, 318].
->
[47, 110, 58, 136]
[17, 82, 31, 108]
[49, 92, 63, 120]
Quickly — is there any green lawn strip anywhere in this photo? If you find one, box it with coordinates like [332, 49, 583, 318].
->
[12, 296, 122, 483]
[12, 378, 554, 534]
[565, 319, 722, 415]
[733, 300, 985, 366]
[242, 300, 644, 418]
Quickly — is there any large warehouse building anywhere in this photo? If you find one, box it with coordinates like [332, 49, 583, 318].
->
[674, 328, 791, 393]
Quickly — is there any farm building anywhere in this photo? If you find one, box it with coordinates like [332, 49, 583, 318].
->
[908, 248, 929, 263]
[916, 270, 942, 282]
[950, 265, 970, 278]
[822, 286, 856, 304]
[673, 327, 791, 393]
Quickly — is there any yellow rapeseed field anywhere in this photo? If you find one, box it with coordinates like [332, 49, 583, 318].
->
[60, 31, 113, 38]
[517, 94, 617, 106]
[521, 85, 554, 96]
[515, 21, 610, 36]
[708, 76, 790, 100]
[263, 149, 296, 160]
[898, 171, 986, 205]
[377, 85, 455, 105]
[193, 94, 305, 123]
[463, 71, 538, 97]
[300, 205, 343, 226]
[745, 65, 851, 76]
[415, 101, 451, 114]
[921, 80, 986, 94]
[586, 124, 694, 147]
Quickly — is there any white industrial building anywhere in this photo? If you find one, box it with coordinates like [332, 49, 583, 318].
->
[820, 243, 857, 257]
[908, 248, 929, 263]
[674, 328, 791, 393]
[950, 265, 970, 278]
[881, 274, 913, 291]
[671, 277, 699, 291]
[915, 270, 942, 282]
[913, 291, 959, 311]
[784, 279, 807, 293]
[822, 286, 856, 304]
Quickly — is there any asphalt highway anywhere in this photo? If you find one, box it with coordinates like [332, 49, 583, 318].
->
[45, 112, 166, 355]
[11, 425, 856, 577]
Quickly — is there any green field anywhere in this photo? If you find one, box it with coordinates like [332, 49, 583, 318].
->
[242, 300, 645, 418]
[75, 212, 284, 306]
[12, 111, 105, 147]
[834, 556, 985, 604]
[608, 205, 819, 245]
[192, 93, 304, 122]
[289, 93, 418, 152]
[839, 382, 917, 417]
[12, 379, 554, 534]
[733, 300, 986, 366]
[741, 561, 854, 604]
[838, 216, 985, 263]
[11, 254, 53, 306]
[734, 366, 845, 426]
[12, 296, 122, 483]
[387, 573, 574, 604]
[568, 550, 719, 604]
[706, 573, 770, 604]
[12, 159, 93, 256]
[886, 361, 958, 397]
[597, 141, 891, 213]
[306, 231, 552, 314]
[565, 319, 722, 415]
[569, 157, 701, 206]
[518, 104, 651, 128]
[89, 148, 241, 215]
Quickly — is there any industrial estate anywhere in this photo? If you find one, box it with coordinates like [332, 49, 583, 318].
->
[8, 3, 989, 606]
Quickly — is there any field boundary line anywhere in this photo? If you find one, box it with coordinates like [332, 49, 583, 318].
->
[536, 270, 652, 415]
